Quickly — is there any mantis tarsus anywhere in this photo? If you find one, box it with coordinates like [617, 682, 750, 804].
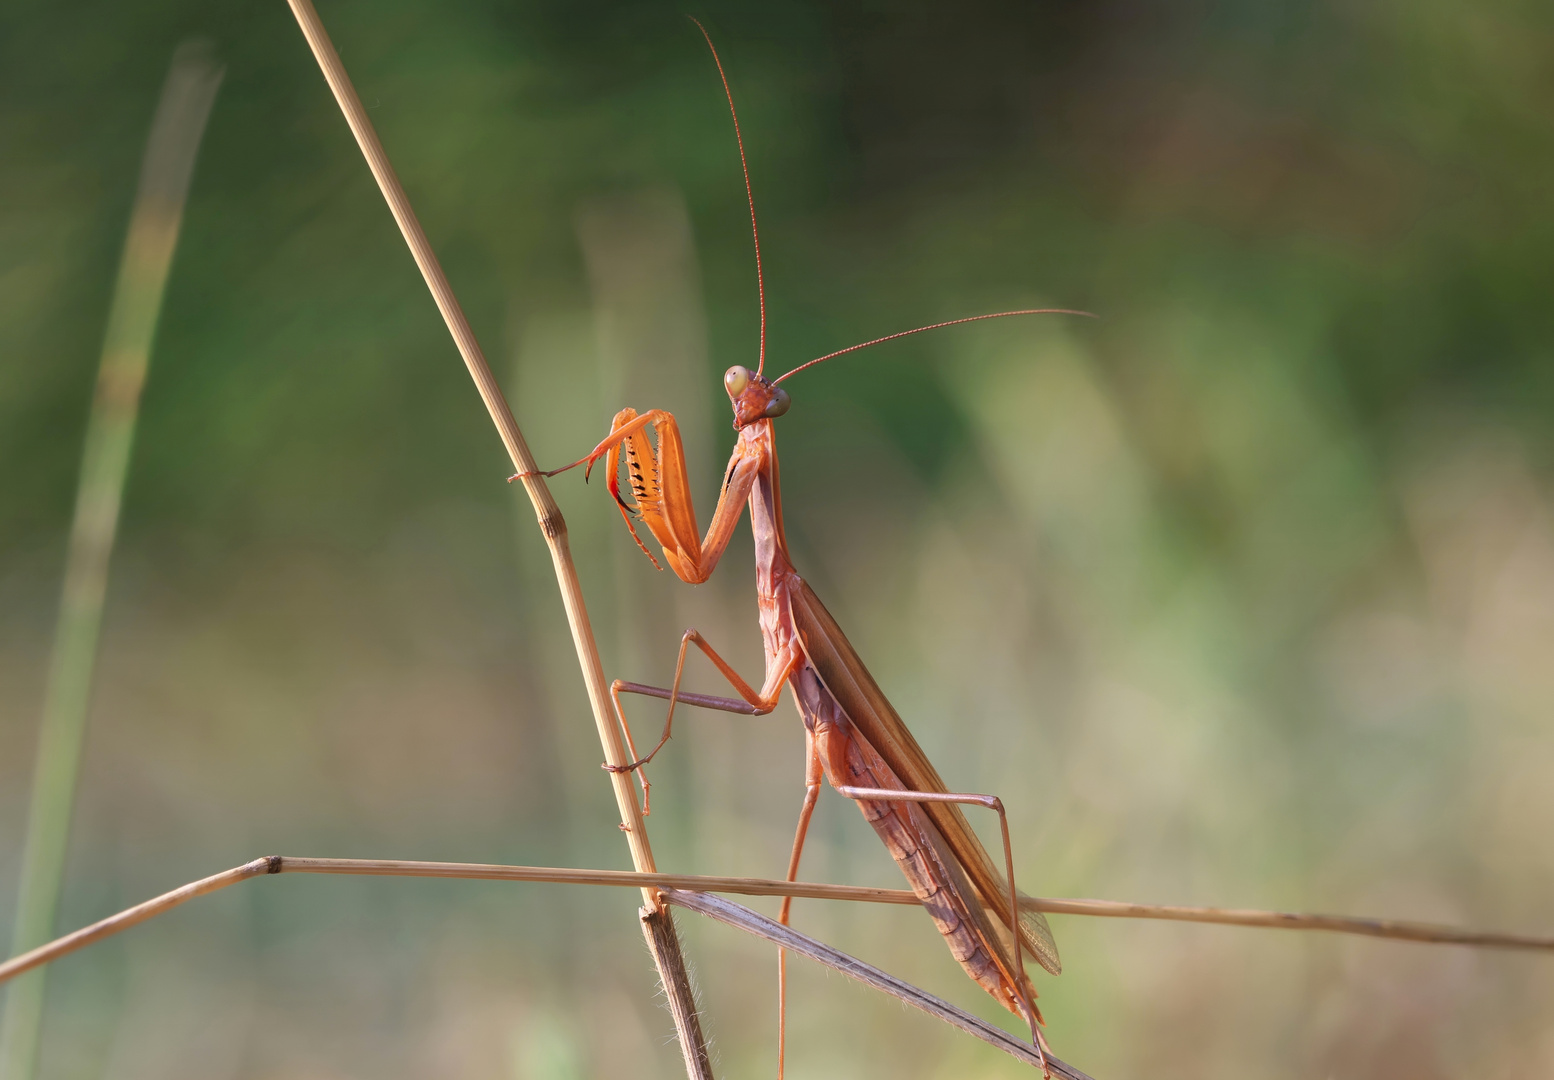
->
[538, 20, 1095, 1074]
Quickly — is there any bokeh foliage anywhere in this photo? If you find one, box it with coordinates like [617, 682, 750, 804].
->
[3, 1, 1554, 1077]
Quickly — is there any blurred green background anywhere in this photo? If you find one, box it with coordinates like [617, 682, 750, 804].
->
[4, 0, 1554, 1077]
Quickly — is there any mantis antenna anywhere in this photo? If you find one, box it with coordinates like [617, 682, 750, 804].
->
[690, 16, 768, 376]
[776, 307, 1098, 383]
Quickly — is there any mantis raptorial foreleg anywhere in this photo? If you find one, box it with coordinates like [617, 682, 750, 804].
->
[528, 407, 760, 584]
[607, 629, 803, 813]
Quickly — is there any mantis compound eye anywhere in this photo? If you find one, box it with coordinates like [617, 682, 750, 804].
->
[725, 366, 752, 398]
[763, 387, 791, 418]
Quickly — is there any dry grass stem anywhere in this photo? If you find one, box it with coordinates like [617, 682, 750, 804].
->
[1018, 896, 1554, 949]
[8, 856, 1549, 993]
[0, 862, 266, 990]
[279, 2, 709, 1074]
[0, 42, 223, 1080]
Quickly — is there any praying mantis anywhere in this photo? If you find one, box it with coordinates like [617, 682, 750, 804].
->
[538, 21, 1094, 1074]
[6, 10, 1552, 1080]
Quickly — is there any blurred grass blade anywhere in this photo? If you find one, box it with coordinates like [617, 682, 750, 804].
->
[0, 41, 223, 1080]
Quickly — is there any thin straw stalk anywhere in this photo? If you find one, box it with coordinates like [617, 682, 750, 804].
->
[278, 3, 710, 1075]
[7, 856, 1550, 989]
[1023, 895, 1554, 949]
[0, 43, 223, 1080]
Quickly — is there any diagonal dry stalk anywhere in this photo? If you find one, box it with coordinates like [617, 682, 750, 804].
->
[279, 1, 712, 1074]
[0, 41, 223, 1080]
[660, 890, 1096, 1080]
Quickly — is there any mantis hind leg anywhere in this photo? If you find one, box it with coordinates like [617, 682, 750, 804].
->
[777, 730, 823, 1080]
[832, 783, 1049, 1077]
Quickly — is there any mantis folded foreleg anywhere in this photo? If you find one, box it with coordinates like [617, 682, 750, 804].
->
[538, 407, 760, 584]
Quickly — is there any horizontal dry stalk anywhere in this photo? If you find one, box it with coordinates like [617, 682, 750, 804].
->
[5, 855, 1549, 991]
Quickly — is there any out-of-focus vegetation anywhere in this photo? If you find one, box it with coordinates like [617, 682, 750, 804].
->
[1, 45, 223, 1080]
[3, 1, 1554, 1077]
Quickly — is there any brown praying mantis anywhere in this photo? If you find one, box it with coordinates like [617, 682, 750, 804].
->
[266, 16, 1549, 1073]
[533, 21, 1094, 1075]
[6, 10, 1554, 1080]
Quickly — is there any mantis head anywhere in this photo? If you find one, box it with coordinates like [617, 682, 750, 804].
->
[725, 365, 791, 428]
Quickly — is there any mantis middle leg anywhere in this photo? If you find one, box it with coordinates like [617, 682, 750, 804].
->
[607, 629, 802, 813]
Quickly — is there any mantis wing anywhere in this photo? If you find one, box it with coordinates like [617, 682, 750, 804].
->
[789, 580, 1062, 976]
